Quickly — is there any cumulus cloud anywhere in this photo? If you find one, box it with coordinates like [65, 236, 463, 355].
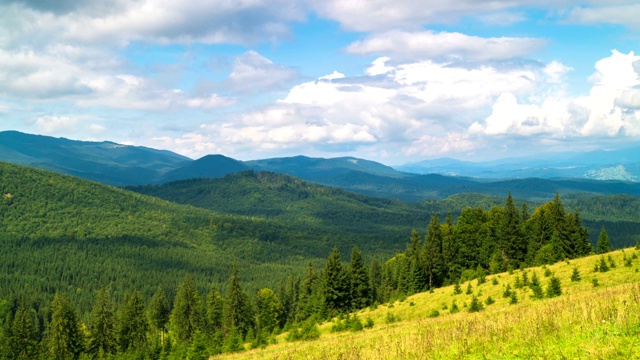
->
[33, 115, 80, 134]
[226, 51, 300, 94]
[346, 30, 545, 61]
[470, 51, 640, 140]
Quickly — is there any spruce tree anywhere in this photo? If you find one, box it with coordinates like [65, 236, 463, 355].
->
[205, 287, 224, 338]
[148, 287, 170, 344]
[10, 300, 40, 360]
[369, 258, 383, 304]
[255, 288, 281, 335]
[546, 276, 562, 298]
[596, 227, 610, 254]
[48, 292, 84, 360]
[171, 275, 204, 343]
[222, 265, 254, 338]
[87, 286, 117, 358]
[501, 192, 524, 265]
[571, 267, 581, 282]
[422, 214, 444, 289]
[349, 247, 371, 309]
[323, 247, 351, 313]
[118, 289, 148, 352]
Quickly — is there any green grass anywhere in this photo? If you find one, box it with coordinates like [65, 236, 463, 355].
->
[216, 248, 640, 359]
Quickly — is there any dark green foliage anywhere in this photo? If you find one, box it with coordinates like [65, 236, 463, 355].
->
[492, 278, 499, 285]
[509, 291, 518, 304]
[10, 300, 40, 360]
[546, 276, 562, 298]
[453, 282, 462, 295]
[87, 287, 117, 358]
[149, 287, 170, 343]
[485, 296, 495, 305]
[422, 214, 445, 290]
[385, 312, 399, 324]
[364, 317, 374, 328]
[205, 287, 224, 338]
[597, 227, 611, 254]
[256, 288, 281, 335]
[571, 267, 581, 282]
[468, 296, 484, 313]
[118, 289, 148, 352]
[607, 255, 616, 269]
[592, 278, 600, 287]
[503, 284, 512, 298]
[597, 257, 610, 272]
[428, 309, 440, 318]
[465, 283, 473, 295]
[222, 266, 253, 338]
[322, 247, 351, 313]
[222, 327, 244, 353]
[186, 331, 209, 360]
[449, 300, 459, 314]
[48, 293, 84, 360]
[349, 247, 371, 309]
[171, 276, 204, 343]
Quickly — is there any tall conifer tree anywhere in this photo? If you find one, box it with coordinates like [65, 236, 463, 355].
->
[48, 292, 84, 360]
[322, 247, 350, 313]
[597, 226, 611, 254]
[148, 287, 170, 344]
[349, 247, 371, 309]
[222, 265, 253, 337]
[118, 289, 148, 352]
[87, 286, 117, 358]
[170, 275, 204, 343]
[10, 300, 40, 360]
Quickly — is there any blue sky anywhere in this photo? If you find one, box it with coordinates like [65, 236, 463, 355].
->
[1, 1, 640, 165]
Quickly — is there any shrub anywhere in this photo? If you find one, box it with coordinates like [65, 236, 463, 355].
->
[485, 296, 495, 305]
[428, 309, 440, 318]
[453, 282, 462, 295]
[492, 278, 499, 285]
[449, 300, 460, 314]
[570, 267, 581, 282]
[503, 284, 512, 298]
[468, 296, 484, 313]
[592, 278, 599, 287]
[465, 283, 473, 295]
[385, 312, 399, 324]
[509, 291, 518, 305]
[546, 276, 562, 298]
[364, 317, 374, 329]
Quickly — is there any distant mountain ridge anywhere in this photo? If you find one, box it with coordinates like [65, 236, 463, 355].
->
[0, 131, 191, 185]
[398, 147, 640, 181]
[2, 130, 640, 201]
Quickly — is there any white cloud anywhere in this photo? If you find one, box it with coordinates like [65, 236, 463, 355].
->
[568, 3, 640, 29]
[33, 115, 79, 134]
[226, 51, 299, 94]
[346, 30, 545, 61]
[471, 51, 640, 139]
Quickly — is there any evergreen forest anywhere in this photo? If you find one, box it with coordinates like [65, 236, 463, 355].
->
[0, 161, 639, 358]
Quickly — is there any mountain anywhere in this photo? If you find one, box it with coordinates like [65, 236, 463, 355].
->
[0, 130, 191, 185]
[398, 146, 640, 181]
[160, 154, 250, 182]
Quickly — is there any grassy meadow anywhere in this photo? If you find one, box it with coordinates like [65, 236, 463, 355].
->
[218, 248, 640, 359]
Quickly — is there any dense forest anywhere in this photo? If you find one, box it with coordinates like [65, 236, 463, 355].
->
[0, 161, 638, 358]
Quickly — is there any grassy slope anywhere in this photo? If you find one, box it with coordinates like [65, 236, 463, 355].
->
[221, 248, 640, 359]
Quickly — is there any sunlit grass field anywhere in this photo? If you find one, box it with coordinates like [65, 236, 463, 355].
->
[216, 248, 640, 359]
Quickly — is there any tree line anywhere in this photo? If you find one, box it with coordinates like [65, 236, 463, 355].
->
[1, 193, 603, 359]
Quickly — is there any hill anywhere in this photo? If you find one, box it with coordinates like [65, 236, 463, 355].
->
[160, 154, 251, 183]
[0, 162, 411, 313]
[218, 247, 640, 359]
[0, 130, 190, 185]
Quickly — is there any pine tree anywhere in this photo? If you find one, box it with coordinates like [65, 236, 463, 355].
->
[501, 192, 524, 265]
[422, 214, 444, 289]
[571, 267, 581, 282]
[87, 286, 117, 358]
[441, 212, 458, 281]
[323, 247, 351, 313]
[10, 300, 40, 360]
[205, 287, 224, 338]
[468, 296, 484, 313]
[369, 258, 383, 304]
[546, 276, 562, 298]
[48, 292, 84, 360]
[171, 275, 204, 343]
[148, 287, 170, 344]
[118, 289, 149, 352]
[222, 265, 254, 338]
[597, 227, 610, 254]
[568, 211, 592, 257]
[349, 247, 371, 309]
[255, 288, 281, 335]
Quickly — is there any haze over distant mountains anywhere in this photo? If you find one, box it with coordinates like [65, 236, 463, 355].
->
[1, 130, 639, 201]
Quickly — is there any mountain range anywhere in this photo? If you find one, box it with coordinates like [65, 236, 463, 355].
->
[2, 130, 640, 201]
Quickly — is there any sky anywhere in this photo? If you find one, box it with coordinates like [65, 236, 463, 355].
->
[1, 1, 640, 165]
